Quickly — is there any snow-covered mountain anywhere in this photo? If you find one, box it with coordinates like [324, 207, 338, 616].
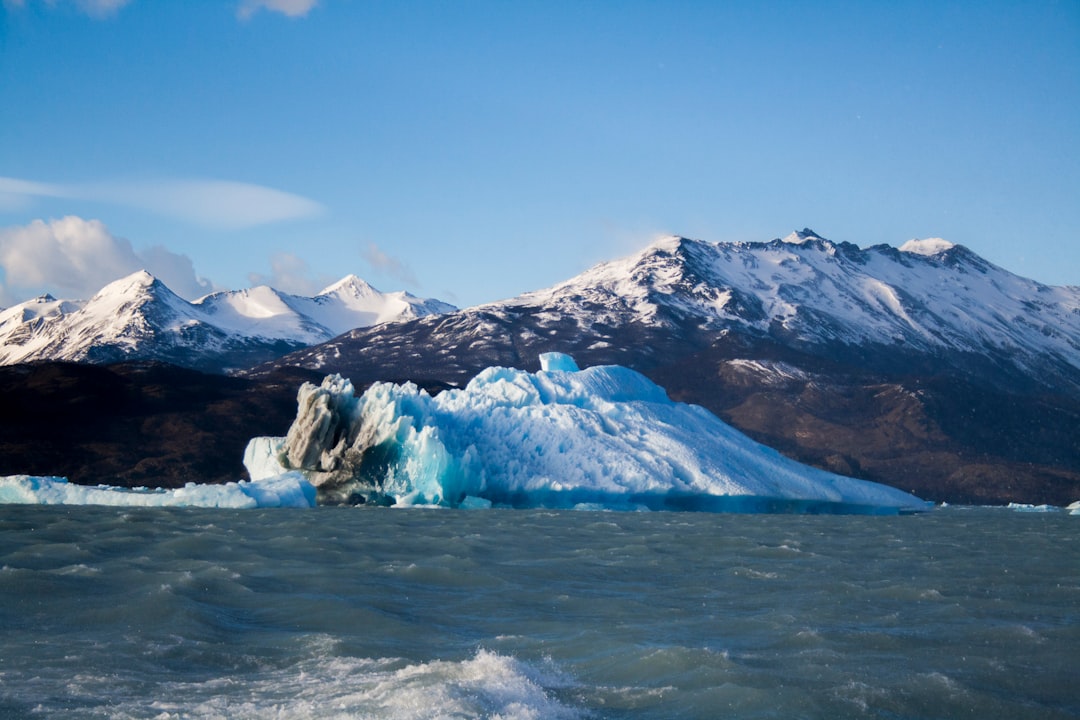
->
[0, 271, 456, 373]
[258, 229, 1080, 392]
[518, 229, 1080, 387]
[249, 230, 1080, 505]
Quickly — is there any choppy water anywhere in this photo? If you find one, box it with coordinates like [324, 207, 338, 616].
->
[1, 505, 1077, 719]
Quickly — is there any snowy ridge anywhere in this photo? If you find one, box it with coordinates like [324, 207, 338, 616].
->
[0, 271, 207, 364]
[258, 228, 1080, 400]
[484, 230, 1080, 383]
[196, 275, 455, 341]
[0, 271, 456, 372]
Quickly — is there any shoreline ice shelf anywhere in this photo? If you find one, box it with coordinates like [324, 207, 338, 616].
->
[245, 353, 930, 514]
[0, 473, 315, 508]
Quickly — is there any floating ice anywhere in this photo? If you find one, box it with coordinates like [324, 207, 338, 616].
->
[1006, 502, 1058, 513]
[0, 473, 316, 508]
[248, 353, 929, 514]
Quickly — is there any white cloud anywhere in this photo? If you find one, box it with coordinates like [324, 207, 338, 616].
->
[248, 252, 334, 296]
[137, 244, 217, 300]
[362, 242, 418, 287]
[0, 216, 215, 305]
[93, 179, 326, 229]
[0, 175, 324, 230]
[237, 0, 318, 20]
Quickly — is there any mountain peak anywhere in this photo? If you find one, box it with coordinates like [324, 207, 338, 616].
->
[318, 274, 379, 297]
[127, 269, 157, 284]
[898, 238, 956, 256]
[0, 270, 456, 372]
[649, 235, 692, 251]
[780, 228, 827, 245]
[92, 270, 162, 299]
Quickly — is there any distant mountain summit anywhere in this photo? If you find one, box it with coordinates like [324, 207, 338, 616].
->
[257, 229, 1080, 392]
[0, 271, 456, 373]
[250, 230, 1080, 504]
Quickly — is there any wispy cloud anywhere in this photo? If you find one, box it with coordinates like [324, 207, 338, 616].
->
[0, 216, 216, 305]
[1, 0, 133, 18]
[237, 0, 318, 21]
[0, 176, 324, 230]
[91, 179, 326, 229]
[247, 252, 335, 296]
[4, 0, 316, 20]
[362, 242, 418, 287]
[75, 0, 132, 18]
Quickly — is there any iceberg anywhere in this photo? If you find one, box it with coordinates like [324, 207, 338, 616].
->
[1006, 502, 1059, 513]
[247, 353, 929, 514]
[0, 473, 316, 508]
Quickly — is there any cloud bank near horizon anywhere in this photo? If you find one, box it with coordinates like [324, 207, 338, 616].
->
[0, 176, 324, 230]
[0, 216, 217, 306]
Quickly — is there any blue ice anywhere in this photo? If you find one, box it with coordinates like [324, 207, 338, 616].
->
[248, 353, 930, 514]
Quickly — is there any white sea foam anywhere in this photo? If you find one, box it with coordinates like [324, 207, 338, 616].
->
[101, 649, 582, 720]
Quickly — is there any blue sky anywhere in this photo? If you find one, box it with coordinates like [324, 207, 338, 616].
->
[1, 0, 1077, 307]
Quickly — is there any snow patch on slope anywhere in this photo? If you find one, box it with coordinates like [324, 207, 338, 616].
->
[899, 238, 956, 256]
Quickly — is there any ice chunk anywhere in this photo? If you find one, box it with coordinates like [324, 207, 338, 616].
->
[1006, 502, 1058, 513]
[243, 436, 289, 481]
[0, 473, 316, 508]
[539, 352, 580, 372]
[259, 355, 929, 513]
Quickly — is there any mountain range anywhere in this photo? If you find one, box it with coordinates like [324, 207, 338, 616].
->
[246, 230, 1080, 505]
[1, 230, 1077, 504]
[250, 230, 1080, 391]
[0, 271, 456, 373]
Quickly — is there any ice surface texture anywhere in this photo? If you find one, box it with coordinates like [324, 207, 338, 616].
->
[0, 473, 315, 508]
[249, 354, 929, 513]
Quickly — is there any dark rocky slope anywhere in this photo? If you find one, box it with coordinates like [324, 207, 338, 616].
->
[0, 362, 311, 488]
[0, 361, 458, 489]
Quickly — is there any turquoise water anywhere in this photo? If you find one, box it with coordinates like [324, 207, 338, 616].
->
[1, 505, 1077, 718]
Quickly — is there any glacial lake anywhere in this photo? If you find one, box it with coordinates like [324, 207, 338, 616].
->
[1, 504, 1077, 719]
